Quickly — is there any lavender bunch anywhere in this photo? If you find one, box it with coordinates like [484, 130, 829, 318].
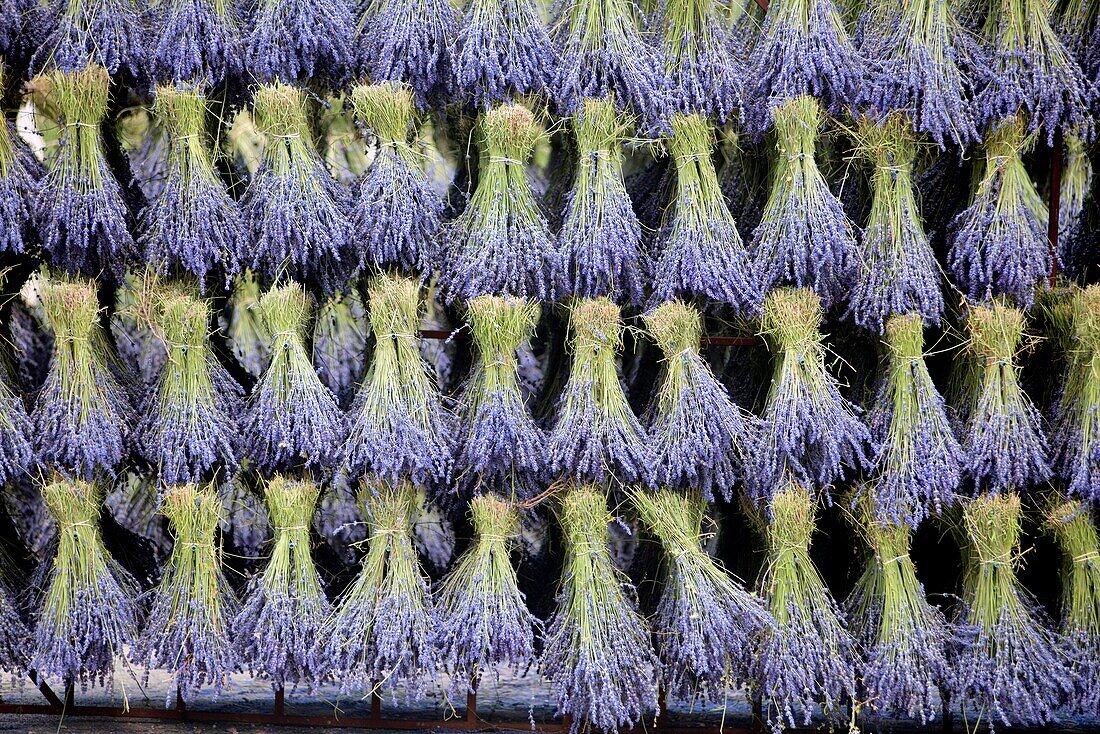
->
[139, 86, 245, 291]
[551, 0, 664, 125]
[752, 482, 857, 733]
[226, 271, 272, 379]
[0, 577, 28, 680]
[33, 274, 133, 479]
[456, 295, 544, 498]
[1054, 0, 1100, 79]
[0, 66, 41, 256]
[31, 476, 139, 689]
[244, 83, 353, 295]
[559, 97, 646, 306]
[633, 488, 772, 702]
[656, 0, 741, 123]
[858, 0, 979, 150]
[321, 479, 435, 696]
[137, 287, 243, 486]
[342, 273, 453, 486]
[959, 302, 1050, 494]
[862, 313, 961, 527]
[1050, 286, 1100, 501]
[0, 0, 32, 58]
[233, 475, 329, 690]
[432, 494, 539, 687]
[148, 0, 244, 88]
[954, 492, 1072, 726]
[348, 82, 443, 276]
[848, 115, 944, 332]
[643, 300, 756, 501]
[976, 0, 1093, 143]
[441, 103, 556, 302]
[0, 364, 33, 487]
[751, 97, 858, 309]
[312, 288, 367, 407]
[243, 282, 345, 474]
[35, 66, 135, 280]
[541, 484, 659, 733]
[31, 0, 144, 77]
[1058, 135, 1092, 265]
[1045, 498, 1100, 716]
[652, 113, 760, 312]
[357, 0, 456, 106]
[948, 116, 1050, 307]
[549, 298, 648, 485]
[844, 495, 953, 723]
[754, 288, 870, 503]
[451, 0, 556, 109]
[243, 0, 355, 84]
[131, 482, 240, 706]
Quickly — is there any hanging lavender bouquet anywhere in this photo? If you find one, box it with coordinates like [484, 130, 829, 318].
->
[954, 492, 1072, 726]
[131, 482, 240, 706]
[948, 116, 1049, 307]
[31, 0, 144, 77]
[633, 488, 772, 703]
[233, 475, 329, 690]
[35, 66, 135, 280]
[643, 300, 756, 501]
[1045, 498, 1100, 716]
[862, 313, 961, 527]
[559, 97, 646, 306]
[656, 0, 741, 123]
[541, 484, 659, 732]
[432, 494, 539, 688]
[225, 271, 271, 379]
[959, 302, 1050, 495]
[243, 0, 355, 84]
[320, 479, 436, 696]
[348, 82, 443, 276]
[137, 287, 243, 487]
[148, 0, 244, 88]
[752, 482, 857, 732]
[0, 569, 28, 680]
[243, 282, 345, 474]
[844, 494, 953, 723]
[753, 288, 870, 504]
[33, 274, 134, 479]
[456, 295, 544, 498]
[1050, 286, 1100, 501]
[848, 114, 944, 333]
[0, 280, 34, 487]
[1054, 0, 1100, 79]
[31, 476, 140, 689]
[357, 0, 456, 106]
[751, 96, 858, 309]
[0, 66, 41, 256]
[244, 82, 353, 295]
[312, 288, 367, 408]
[549, 298, 648, 486]
[441, 103, 557, 302]
[342, 273, 453, 486]
[652, 113, 760, 313]
[139, 85, 245, 291]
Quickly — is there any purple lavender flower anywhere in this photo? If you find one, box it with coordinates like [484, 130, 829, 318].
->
[30, 0, 145, 78]
[1049, 286, 1100, 502]
[656, 0, 742, 123]
[243, 0, 355, 84]
[312, 288, 367, 408]
[0, 584, 29, 679]
[357, 0, 456, 107]
[148, 0, 244, 88]
[0, 94, 42, 255]
[0, 365, 35, 489]
[0, 0, 34, 59]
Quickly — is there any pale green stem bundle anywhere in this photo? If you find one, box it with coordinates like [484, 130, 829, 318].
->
[349, 82, 418, 165]
[226, 271, 272, 378]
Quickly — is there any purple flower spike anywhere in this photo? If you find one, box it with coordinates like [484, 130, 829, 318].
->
[656, 0, 742, 123]
[357, 0, 456, 107]
[0, 80, 42, 255]
[244, 0, 355, 84]
[1049, 286, 1100, 502]
[149, 0, 244, 88]
[0, 583, 29, 680]
[0, 0, 34, 59]
[30, 0, 145, 78]
[0, 370, 33, 489]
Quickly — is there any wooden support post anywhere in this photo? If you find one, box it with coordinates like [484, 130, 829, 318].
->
[274, 686, 285, 717]
[1048, 128, 1064, 286]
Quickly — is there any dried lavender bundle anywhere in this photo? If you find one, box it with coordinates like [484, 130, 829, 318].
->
[753, 483, 857, 732]
[225, 271, 272, 379]
[844, 495, 953, 723]
[136, 287, 243, 487]
[633, 488, 772, 702]
[0, 67, 41, 255]
[149, 0, 244, 88]
[948, 116, 1050, 307]
[643, 300, 756, 501]
[549, 298, 648, 485]
[456, 295, 544, 498]
[243, 0, 355, 84]
[1050, 286, 1100, 501]
[244, 83, 353, 295]
[312, 288, 367, 408]
[541, 484, 659, 733]
[0, 578, 28, 680]
[754, 288, 870, 503]
[31, 476, 139, 689]
[1058, 135, 1093, 263]
[1055, 0, 1100, 78]
[31, 0, 144, 77]
[35, 66, 135, 280]
[656, 0, 740, 124]
[320, 479, 436, 696]
[451, 0, 556, 109]
[348, 82, 443, 276]
[342, 273, 453, 486]
[960, 302, 1050, 494]
[33, 274, 133, 479]
[433, 493, 539, 687]
[243, 282, 345, 474]
[751, 97, 858, 309]
[1045, 498, 1100, 716]
[0, 0, 32, 59]
[955, 493, 1072, 726]
[559, 97, 646, 306]
[0, 361, 33, 498]
[139, 86, 245, 291]
[848, 115, 943, 333]
[357, 0, 456, 107]
[652, 113, 760, 312]
[863, 313, 961, 527]
[976, 0, 1093, 143]
[441, 103, 557, 302]
[131, 482, 240, 706]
